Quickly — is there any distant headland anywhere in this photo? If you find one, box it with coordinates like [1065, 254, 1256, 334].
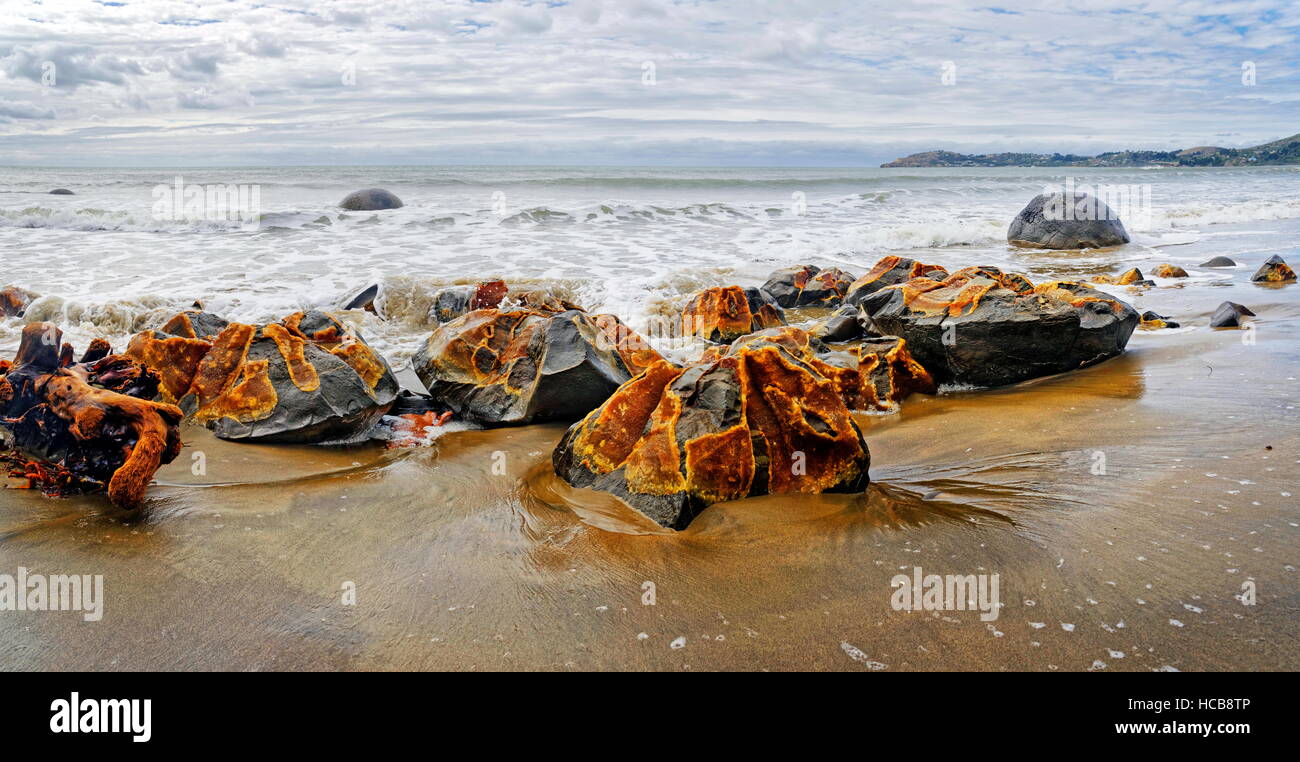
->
[881, 133, 1300, 168]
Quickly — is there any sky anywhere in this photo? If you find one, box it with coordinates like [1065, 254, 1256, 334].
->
[1, 0, 1298, 167]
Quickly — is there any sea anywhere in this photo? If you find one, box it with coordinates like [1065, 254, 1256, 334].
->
[3, 164, 1299, 365]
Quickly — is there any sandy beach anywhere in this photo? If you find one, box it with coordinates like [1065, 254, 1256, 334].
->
[2, 221, 1295, 672]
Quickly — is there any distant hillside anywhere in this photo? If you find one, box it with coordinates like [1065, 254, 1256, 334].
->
[882, 133, 1300, 168]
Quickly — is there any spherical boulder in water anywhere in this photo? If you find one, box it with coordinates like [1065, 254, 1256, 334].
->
[1199, 256, 1237, 268]
[339, 188, 403, 211]
[1008, 191, 1130, 249]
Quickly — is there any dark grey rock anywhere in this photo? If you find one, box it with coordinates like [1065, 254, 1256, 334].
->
[1210, 301, 1255, 328]
[49, 189, 74, 195]
[339, 188, 404, 211]
[760, 264, 855, 308]
[1008, 191, 1130, 249]
[341, 284, 380, 312]
[859, 275, 1138, 387]
[812, 305, 864, 342]
[1199, 256, 1237, 268]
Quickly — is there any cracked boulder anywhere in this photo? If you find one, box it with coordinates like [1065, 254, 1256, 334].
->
[845, 256, 949, 307]
[761, 265, 855, 308]
[412, 308, 661, 425]
[681, 286, 785, 343]
[1251, 255, 1296, 283]
[552, 340, 871, 530]
[858, 266, 1138, 387]
[127, 310, 398, 442]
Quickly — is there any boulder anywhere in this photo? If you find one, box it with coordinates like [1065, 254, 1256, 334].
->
[412, 308, 661, 425]
[0, 286, 37, 318]
[858, 266, 1139, 387]
[1152, 264, 1189, 278]
[127, 310, 398, 442]
[1093, 267, 1149, 286]
[1008, 191, 1130, 249]
[810, 305, 865, 343]
[1251, 255, 1296, 283]
[1199, 256, 1237, 268]
[427, 281, 582, 325]
[681, 286, 785, 343]
[760, 265, 855, 308]
[1139, 310, 1179, 329]
[0, 324, 183, 508]
[48, 189, 74, 195]
[339, 188, 404, 211]
[552, 343, 871, 530]
[845, 256, 949, 307]
[1210, 301, 1255, 328]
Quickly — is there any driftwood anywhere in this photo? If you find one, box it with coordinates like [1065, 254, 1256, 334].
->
[0, 323, 182, 508]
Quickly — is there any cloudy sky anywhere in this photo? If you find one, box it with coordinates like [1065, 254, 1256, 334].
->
[1, 0, 1297, 166]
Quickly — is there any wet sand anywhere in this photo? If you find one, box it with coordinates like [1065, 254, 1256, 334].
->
[1, 251, 1297, 671]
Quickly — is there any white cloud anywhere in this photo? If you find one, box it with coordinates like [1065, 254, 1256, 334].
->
[0, 0, 1295, 165]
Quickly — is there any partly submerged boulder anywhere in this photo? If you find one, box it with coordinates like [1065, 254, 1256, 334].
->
[412, 308, 660, 425]
[1210, 301, 1256, 328]
[127, 310, 398, 442]
[845, 256, 949, 307]
[1008, 191, 1130, 249]
[858, 266, 1139, 387]
[760, 265, 855, 308]
[552, 342, 871, 529]
[1251, 255, 1296, 283]
[48, 189, 74, 195]
[1152, 264, 1189, 278]
[681, 286, 785, 343]
[1200, 256, 1237, 268]
[0, 324, 182, 508]
[1139, 310, 1179, 330]
[1093, 267, 1150, 286]
[339, 188, 404, 211]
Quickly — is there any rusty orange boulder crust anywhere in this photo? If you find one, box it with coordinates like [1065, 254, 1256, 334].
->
[127, 310, 398, 443]
[845, 256, 949, 307]
[553, 341, 871, 529]
[761, 265, 856, 308]
[1152, 264, 1189, 278]
[413, 308, 659, 425]
[720, 326, 935, 412]
[1251, 255, 1297, 283]
[681, 286, 785, 343]
[858, 267, 1139, 388]
[1, 323, 183, 509]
